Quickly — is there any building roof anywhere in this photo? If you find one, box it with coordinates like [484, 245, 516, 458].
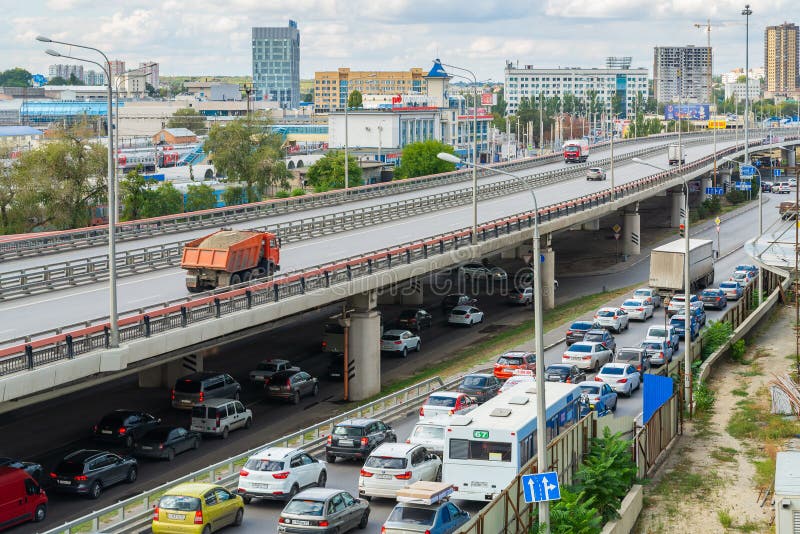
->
[426, 60, 450, 79]
[160, 128, 197, 137]
[0, 126, 43, 137]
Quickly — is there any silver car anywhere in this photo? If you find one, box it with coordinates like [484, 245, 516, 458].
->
[586, 167, 607, 180]
[633, 287, 662, 308]
[458, 262, 508, 281]
[279, 488, 370, 533]
[620, 298, 653, 321]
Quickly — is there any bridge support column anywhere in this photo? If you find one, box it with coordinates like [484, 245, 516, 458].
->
[786, 148, 796, 177]
[138, 353, 203, 389]
[623, 205, 640, 256]
[700, 176, 712, 202]
[347, 291, 381, 401]
[671, 190, 685, 228]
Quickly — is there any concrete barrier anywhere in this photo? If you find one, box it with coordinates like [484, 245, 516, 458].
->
[601, 484, 644, 534]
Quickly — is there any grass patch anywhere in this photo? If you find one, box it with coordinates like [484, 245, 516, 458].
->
[710, 446, 739, 463]
[717, 509, 733, 529]
[731, 387, 749, 397]
[727, 393, 800, 443]
[650, 456, 720, 501]
[753, 457, 776, 488]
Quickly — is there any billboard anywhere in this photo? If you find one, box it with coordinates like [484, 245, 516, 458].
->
[707, 119, 727, 129]
[664, 104, 710, 121]
[481, 92, 496, 106]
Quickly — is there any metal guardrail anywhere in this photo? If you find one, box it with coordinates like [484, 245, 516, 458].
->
[0, 130, 726, 261]
[41, 375, 459, 534]
[0, 142, 676, 300]
[0, 137, 789, 371]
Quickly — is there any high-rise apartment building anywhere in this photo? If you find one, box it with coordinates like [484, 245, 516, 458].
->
[314, 68, 426, 112]
[764, 22, 799, 97]
[252, 21, 300, 108]
[653, 45, 712, 103]
[109, 60, 126, 78]
[47, 64, 84, 82]
[139, 62, 160, 89]
[84, 70, 106, 86]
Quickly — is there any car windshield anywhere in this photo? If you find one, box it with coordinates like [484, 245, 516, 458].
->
[497, 356, 523, 366]
[641, 342, 662, 350]
[597, 310, 615, 317]
[412, 425, 445, 440]
[174, 380, 201, 393]
[99, 413, 128, 426]
[365, 456, 407, 469]
[648, 328, 666, 337]
[720, 282, 738, 288]
[158, 495, 201, 511]
[283, 499, 325, 516]
[670, 318, 685, 326]
[622, 300, 640, 307]
[450, 309, 467, 316]
[333, 426, 364, 437]
[601, 367, 624, 375]
[256, 362, 279, 372]
[387, 505, 437, 525]
[546, 367, 568, 375]
[426, 396, 457, 407]
[672, 296, 686, 303]
[444, 296, 462, 306]
[579, 384, 601, 395]
[382, 334, 401, 341]
[568, 344, 592, 353]
[570, 322, 593, 330]
[244, 458, 284, 471]
[462, 376, 488, 387]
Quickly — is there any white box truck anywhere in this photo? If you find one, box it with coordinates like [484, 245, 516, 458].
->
[648, 238, 714, 297]
[668, 144, 685, 166]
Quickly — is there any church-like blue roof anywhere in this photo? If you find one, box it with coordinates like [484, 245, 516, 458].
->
[427, 60, 450, 78]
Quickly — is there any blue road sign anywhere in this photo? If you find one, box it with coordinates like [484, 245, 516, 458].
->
[774, 168, 783, 177]
[735, 182, 752, 191]
[540, 254, 545, 263]
[705, 187, 724, 195]
[522, 472, 561, 503]
[741, 165, 757, 177]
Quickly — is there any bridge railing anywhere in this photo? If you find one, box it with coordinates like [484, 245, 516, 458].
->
[0, 136, 792, 375]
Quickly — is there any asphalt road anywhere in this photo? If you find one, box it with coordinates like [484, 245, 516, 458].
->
[5, 190, 777, 533]
[0, 136, 744, 342]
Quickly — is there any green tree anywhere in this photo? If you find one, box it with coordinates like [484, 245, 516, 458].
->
[222, 186, 246, 206]
[305, 151, 363, 191]
[184, 183, 217, 212]
[67, 73, 82, 85]
[491, 88, 507, 116]
[166, 108, 205, 133]
[47, 76, 68, 85]
[119, 169, 151, 221]
[347, 89, 363, 109]
[145, 83, 158, 98]
[0, 68, 32, 87]
[0, 164, 16, 234]
[146, 182, 184, 217]
[394, 140, 457, 180]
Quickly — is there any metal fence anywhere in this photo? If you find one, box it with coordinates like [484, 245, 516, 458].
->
[41, 375, 455, 534]
[634, 393, 680, 478]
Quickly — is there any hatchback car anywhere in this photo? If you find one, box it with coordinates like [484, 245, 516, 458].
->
[700, 288, 728, 310]
[171, 372, 241, 410]
[615, 347, 652, 376]
[719, 280, 744, 300]
[773, 181, 791, 194]
[383, 497, 470, 534]
[418, 392, 476, 420]
[358, 444, 442, 500]
[237, 447, 327, 503]
[562, 341, 613, 371]
[620, 298, 654, 321]
[593, 307, 629, 333]
[50, 450, 137, 499]
[92, 410, 160, 448]
[565, 320, 596, 346]
[440, 294, 476, 312]
[396, 309, 433, 331]
[456, 373, 501, 403]
[380, 329, 421, 357]
[582, 329, 616, 353]
[133, 426, 200, 461]
[153, 483, 244, 534]
[640, 340, 672, 367]
[508, 286, 534, 305]
[544, 364, 586, 384]
[633, 287, 662, 308]
[447, 305, 484, 326]
[279, 488, 369, 533]
[493, 351, 536, 380]
[406, 418, 448, 457]
[586, 167, 607, 180]
[266, 370, 319, 404]
[595, 363, 641, 397]
[326, 419, 397, 463]
[578, 382, 618, 413]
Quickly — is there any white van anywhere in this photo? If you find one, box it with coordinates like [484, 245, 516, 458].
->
[190, 398, 252, 439]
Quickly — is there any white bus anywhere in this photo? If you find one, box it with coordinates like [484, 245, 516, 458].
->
[442, 381, 581, 502]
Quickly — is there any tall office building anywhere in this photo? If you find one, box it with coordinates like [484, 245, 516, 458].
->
[139, 62, 160, 89]
[314, 68, 426, 112]
[764, 22, 799, 98]
[252, 21, 300, 108]
[653, 45, 712, 103]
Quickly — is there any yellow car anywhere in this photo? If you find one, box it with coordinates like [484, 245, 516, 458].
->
[153, 482, 244, 534]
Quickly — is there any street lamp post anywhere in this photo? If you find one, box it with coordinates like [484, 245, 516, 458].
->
[437, 151, 550, 533]
[632, 157, 692, 409]
[436, 60, 479, 245]
[742, 5, 752, 169]
[39, 36, 119, 348]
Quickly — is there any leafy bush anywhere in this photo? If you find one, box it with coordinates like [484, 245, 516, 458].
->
[694, 381, 716, 413]
[536, 488, 602, 534]
[700, 320, 733, 360]
[274, 190, 291, 198]
[701, 196, 721, 216]
[731, 339, 747, 362]
[725, 189, 748, 205]
[291, 188, 306, 196]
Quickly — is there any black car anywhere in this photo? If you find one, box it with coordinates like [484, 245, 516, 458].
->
[583, 329, 616, 353]
[133, 426, 201, 461]
[327, 352, 345, 380]
[456, 373, 501, 404]
[265, 369, 319, 404]
[440, 294, 476, 312]
[0, 457, 44, 484]
[565, 321, 595, 346]
[700, 288, 728, 310]
[397, 309, 433, 331]
[93, 409, 160, 448]
[325, 418, 396, 463]
[544, 364, 587, 384]
[50, 449, 137, 499]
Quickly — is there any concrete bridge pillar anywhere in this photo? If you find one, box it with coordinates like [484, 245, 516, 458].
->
[671, 190, 686, 228]
[542, 247, 556, 310]
[138, 353, 203, 389]
[785, 148, 796, 177]
[623, 205, 641, 256]
[346, 290, 381, 401]
[700, 176, 712, 203]
[500, 245, 525, 260]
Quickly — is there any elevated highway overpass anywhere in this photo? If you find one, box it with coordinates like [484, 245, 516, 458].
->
[0, 132, 797, 407]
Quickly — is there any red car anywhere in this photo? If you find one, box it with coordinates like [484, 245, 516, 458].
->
[493, 351, 537, 380]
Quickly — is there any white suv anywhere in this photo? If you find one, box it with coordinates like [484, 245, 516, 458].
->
[667, 294, 699, 318]
[237, 447, 327, 503]
[380, 329, 421, 357]
[358, 443, 442, 500]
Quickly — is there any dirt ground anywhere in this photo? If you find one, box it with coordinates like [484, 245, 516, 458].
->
[635, 304, 799, 534]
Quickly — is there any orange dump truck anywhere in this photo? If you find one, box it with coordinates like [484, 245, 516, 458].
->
[180, 229, 280, 292]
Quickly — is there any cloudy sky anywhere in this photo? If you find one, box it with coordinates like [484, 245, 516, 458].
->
[1, 0, 794, 81]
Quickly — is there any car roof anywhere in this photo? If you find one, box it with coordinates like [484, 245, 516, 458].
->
[335, 418, 381, 427]
[618, 347, 645, 352]
[426, 391, 462, 399]
[178, 371, 227, 381]
[371, 442, 419, 456]
[569, 341, 602, 348]
[164, 482, 223, 498]
[64, 449, 105, 462]
[585, 329, 608, 335]
[383, 329, 412, 336]
[413, 415, 451, 426]
[271, 369, 303, 379]
[634, 287, 653, 292]
[248, 446, 303, 460]
[194, 398, 238, 407]
[502, 350, 534, 356]
[600, 363, 629, 371]
[546, 364, 574, 370]
[597, 306, 621, 311]
[294, 487, 343, 500]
